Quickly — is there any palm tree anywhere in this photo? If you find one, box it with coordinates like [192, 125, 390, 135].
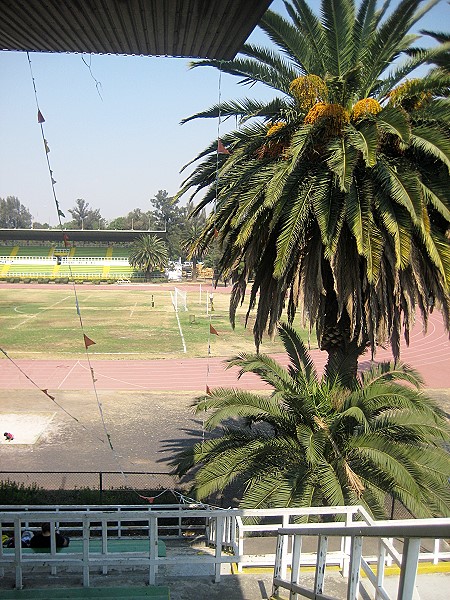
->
[181, 201, 207, 280]
[171, 323, 450, 518]
[128, 234, 168, 279]
[177, 0, 450, 371]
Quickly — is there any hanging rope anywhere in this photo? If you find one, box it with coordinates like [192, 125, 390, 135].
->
[0, 346, 103, 441]
[203, 63, 227, 450]
[25, 52, 134, 484]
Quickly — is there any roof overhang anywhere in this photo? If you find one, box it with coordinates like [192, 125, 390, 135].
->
[0, 0, 272, 60]
[0, 228, 164, 244]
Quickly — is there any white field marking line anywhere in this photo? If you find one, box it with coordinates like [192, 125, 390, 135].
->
[170, 291, 187, 354]
[12, 295, 72, 329]
[14, 306, 29, 314]
[57, 360, 83, 389]
[129, 300, 138, 318]
[77, 362, 149, 389]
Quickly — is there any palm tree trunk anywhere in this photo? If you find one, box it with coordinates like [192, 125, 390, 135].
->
[319, 270, 368, 379]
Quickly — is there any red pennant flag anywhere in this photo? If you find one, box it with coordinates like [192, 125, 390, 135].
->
[63, 233, 70, 248]
[217, 139, 230, 155]
[41, 389, 55, 400]
[206, 385, 211, 395]
[138, 494, 154, 504]
[37, 110, 45, 123]
[83, 334, 96, 348]
[210, 324, 219, 336]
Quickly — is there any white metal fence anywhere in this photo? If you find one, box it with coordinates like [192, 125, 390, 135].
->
[272, 518, 450, 600]
[1, 505, 449, 592]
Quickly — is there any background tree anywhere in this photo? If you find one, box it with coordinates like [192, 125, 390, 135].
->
[181, 201, 207, 279]
[67, 198, 105, 229]
[172, 324, 450, 518]
[150, 190, 187, 259]
[107, 208, 156, 231]
[32, 221, 50, 229]
[128, 234, 169, 279]
[0, 196, 32, 228]
[177, 0, 450, 371]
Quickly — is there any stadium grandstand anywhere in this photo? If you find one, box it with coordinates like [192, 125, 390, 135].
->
[0, 228, 166, 282]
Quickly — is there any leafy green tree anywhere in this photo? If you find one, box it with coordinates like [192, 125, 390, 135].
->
[0, 196, 32, 228]
[150, 190, 187, 259]
[128, 234, 169, 278]
[107, 216, 128, 230]
[32, 221, 50, 229]
[172, 324, 450, 518]
[177, 0, 450, 372]
[107, 209, 156, 231]
[67, 199, 105, 229]
[181, 201, 207, 279]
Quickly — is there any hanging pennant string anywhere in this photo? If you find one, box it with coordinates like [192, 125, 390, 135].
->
[203, 63, 227, 446]
[26, 53, 177, 503]
[26, 52, 133, 485]
[0, 346, 104, 442]
[24, 54, 203, 506]
[137, 487, 226, 509]
[81, 54, 103, 101]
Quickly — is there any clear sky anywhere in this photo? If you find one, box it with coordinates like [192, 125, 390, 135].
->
[0, 0, 447, 225]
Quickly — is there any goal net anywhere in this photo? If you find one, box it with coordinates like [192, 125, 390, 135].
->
[173, 287, 188, 312]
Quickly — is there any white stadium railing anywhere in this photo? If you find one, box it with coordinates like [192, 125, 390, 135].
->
[1, 505, 449, 593]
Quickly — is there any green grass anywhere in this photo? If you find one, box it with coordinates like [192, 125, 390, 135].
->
[0, 285, 316, 359]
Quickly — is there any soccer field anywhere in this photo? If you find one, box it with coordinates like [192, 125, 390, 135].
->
[0, 284, 316, 360]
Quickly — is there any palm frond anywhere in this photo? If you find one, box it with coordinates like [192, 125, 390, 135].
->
[321, 0, 356, 76]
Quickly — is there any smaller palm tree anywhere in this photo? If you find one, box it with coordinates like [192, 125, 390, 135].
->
[129, 234, 168, 279]
[171, 324, 450, 519]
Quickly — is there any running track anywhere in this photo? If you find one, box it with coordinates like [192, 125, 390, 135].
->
[1, 310, 448, 390]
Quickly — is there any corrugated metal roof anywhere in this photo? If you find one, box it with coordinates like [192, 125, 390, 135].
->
[0, 0, 271, 60]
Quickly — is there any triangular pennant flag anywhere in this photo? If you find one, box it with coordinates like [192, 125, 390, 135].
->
[83, 334, 96, 348]
[217, 139, 230, 154]
[138, 494, 155, 503]
[210, 324, 219, 336]
[44, 139, 50, 153]
[58, 210, 65, 218]
[41, 389, 56, 400]
[63, 233, 70, 248]
[37, 110, 45, 123]
[51, 178, 57, 185]
[206, 385, 211, 395]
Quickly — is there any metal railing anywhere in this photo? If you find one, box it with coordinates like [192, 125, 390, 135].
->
[272, 518, 450, 600]
[0, 272, 144, 279]
[1, 505, 449, 592]
[0, 256, 129, 264]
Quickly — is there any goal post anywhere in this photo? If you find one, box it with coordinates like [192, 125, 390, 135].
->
[173, 287, 188, 312]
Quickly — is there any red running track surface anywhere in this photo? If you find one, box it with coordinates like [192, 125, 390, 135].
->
[0, 310, 448, 391]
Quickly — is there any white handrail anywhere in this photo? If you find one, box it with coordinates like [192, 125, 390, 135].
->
[1, 506, 449, 593]
[272, 519, 450, 600]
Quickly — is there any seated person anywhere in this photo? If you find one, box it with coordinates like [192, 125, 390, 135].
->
[30, 523, 69, 548]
